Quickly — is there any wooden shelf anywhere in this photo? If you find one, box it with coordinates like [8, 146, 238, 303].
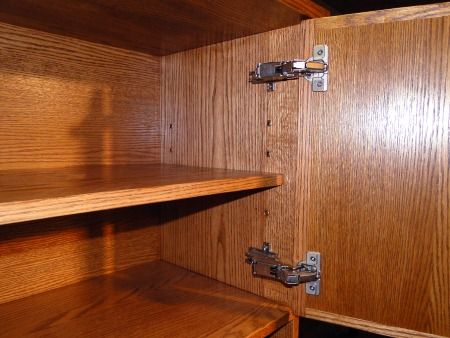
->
[0, 260, 293, 337]
[0, 164, 283, 225]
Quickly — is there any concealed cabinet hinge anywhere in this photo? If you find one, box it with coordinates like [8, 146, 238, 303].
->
[249, 45, 329, 92]
[245, 243, 321, 295]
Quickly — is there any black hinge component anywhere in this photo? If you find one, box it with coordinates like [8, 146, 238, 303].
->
[249, 45, 329, 92]
[245, 242, 321, 295]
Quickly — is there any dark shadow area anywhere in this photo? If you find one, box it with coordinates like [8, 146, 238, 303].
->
[0, 186, 268, 242]
[161, 187, 268, 223]
[321, 0, 445, 14]
[71, 89, 107, 174]
[0, 204, 161, 242]
[300, 318, 386, 338]
[0, 0, 319, 56]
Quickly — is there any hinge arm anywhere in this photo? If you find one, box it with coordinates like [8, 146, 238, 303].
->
[249, 44, 329, 92]
[245, 243, 321, 295]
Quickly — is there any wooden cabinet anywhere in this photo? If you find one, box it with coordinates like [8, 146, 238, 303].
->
[0, 1, 449, 337]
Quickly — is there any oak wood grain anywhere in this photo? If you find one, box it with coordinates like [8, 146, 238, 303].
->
[315, 2, 450, 30]
[304, 14, 450, 336]
[0, 0, 328, 56]
[279, 0, 329, 18]
[0, 22, 160, 170]
[161, 24, 309, 314]
[0, 260, 293, 338]
[0, 164, 283, 225]
[260, 21, 314, 315]
[0, 205, 160, 304]
[269, 319, 299, 338]
[304, 309, 448, 338]
[0, 21, 164, 308]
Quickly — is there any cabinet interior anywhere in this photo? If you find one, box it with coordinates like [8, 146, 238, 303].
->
[1, 2, 450, 338]
[0, 4, 304, 336]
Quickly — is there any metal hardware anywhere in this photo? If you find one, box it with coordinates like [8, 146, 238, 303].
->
[249, 44, 328, 92]
[245, 243, 321, 294]
[305, 251, 321, 295]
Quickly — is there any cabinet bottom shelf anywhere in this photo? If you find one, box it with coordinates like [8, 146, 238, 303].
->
[0, 260, 292, 337]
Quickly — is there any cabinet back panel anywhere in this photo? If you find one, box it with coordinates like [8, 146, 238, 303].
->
[0, 22, 162, 304]
[0, 206, 160, 305]
[161, 23, 313, 314]
[0, 22, 160, 170]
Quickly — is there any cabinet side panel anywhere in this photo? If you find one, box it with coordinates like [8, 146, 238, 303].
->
[161, 24, 312, 314]
[305, 16, 450, 336]
[0, 22, 160, 170]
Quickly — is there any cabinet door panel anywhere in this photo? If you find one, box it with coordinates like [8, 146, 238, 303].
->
[304, 14, 449, 337]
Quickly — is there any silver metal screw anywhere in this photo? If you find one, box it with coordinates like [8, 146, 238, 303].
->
[310, 256, 316, 262]
[262, 242, 271, 253]
[317, 49, 323, 56]
[309, 285, 316, 292]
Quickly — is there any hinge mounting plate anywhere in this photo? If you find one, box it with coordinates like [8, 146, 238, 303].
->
[305, 251, 321, 295]
[249, 44, 329, 92]
[245, 243, 321, 295]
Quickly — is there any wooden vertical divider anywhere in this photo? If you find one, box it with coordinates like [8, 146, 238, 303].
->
[161, 23, 311, 315]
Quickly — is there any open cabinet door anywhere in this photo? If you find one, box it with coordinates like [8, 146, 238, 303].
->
[302, 5, 450, 337]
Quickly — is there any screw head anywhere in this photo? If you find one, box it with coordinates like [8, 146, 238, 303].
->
[263, 209, 270, 216]
[316, 81, 323, 88]
[317, 49, 323, 56]
[262, 242, 271, 253]
[310, 256, 316, 262]
[309, 285, 316, 291]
